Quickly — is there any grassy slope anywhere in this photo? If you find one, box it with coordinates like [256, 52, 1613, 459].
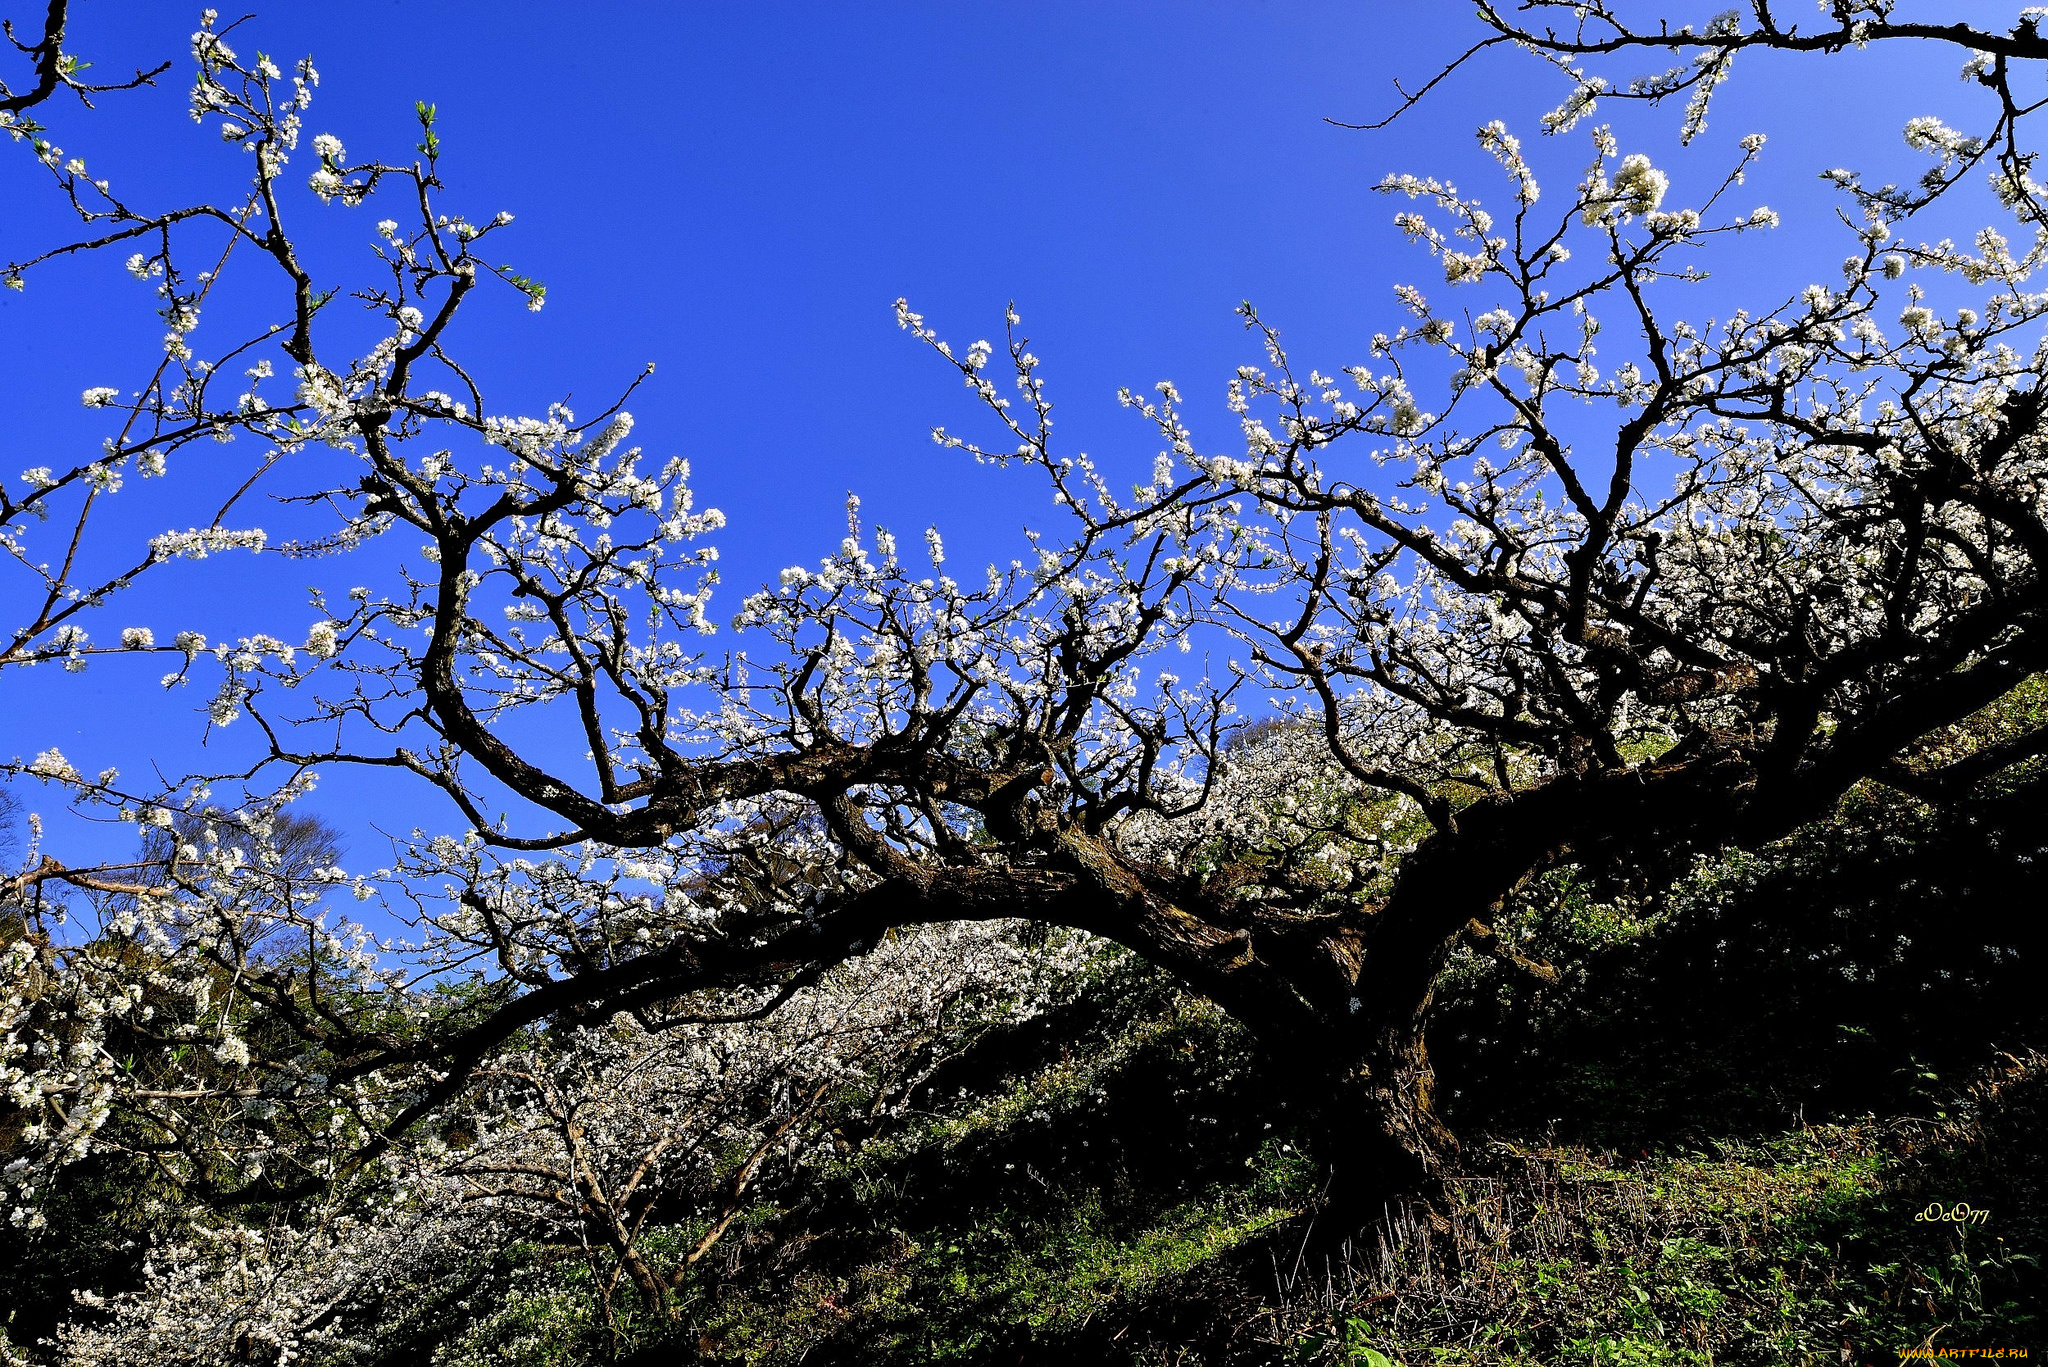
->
[401, 951, 2039, 1367]
[18, 781, 2045, 1365]
[642, 1008, 2044, 1367]
[403, 778, 2048, 1366]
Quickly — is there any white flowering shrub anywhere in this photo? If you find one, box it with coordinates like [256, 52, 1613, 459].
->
[22, 919, 1085, 1358]
[47, 1201, 492, 1367]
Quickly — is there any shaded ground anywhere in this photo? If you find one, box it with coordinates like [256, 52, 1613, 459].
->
[8, 781, 2046, 1364]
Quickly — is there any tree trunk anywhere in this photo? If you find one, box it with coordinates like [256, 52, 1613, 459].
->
[1305, 1044, 1459, 1249]
[1301, 815, 1535, 1223]
[617, 1239, 672, 1317]
[1269, 751, 1823, 1231]
[1305, 917, 1470, 1239]
[1047, 825, 1494, 1226]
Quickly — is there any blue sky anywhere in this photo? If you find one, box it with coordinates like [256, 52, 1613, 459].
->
[0, 1, 2024, 867]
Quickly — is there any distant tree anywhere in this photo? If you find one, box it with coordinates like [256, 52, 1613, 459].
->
[0, 787, 21, 860]
[8, 3, 2048, 1265]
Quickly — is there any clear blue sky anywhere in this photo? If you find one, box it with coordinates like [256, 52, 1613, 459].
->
[0, 1, 2020, 868]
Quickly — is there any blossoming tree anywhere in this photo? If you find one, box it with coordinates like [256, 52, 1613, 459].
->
[10, 1, 2048, 1282]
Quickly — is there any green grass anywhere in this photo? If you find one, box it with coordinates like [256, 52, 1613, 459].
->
[291, 960, 2043, 1367]
[1272, 1058, 2045, 1367]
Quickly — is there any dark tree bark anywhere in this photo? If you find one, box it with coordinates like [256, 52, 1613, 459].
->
[0, 0, 168, 115]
